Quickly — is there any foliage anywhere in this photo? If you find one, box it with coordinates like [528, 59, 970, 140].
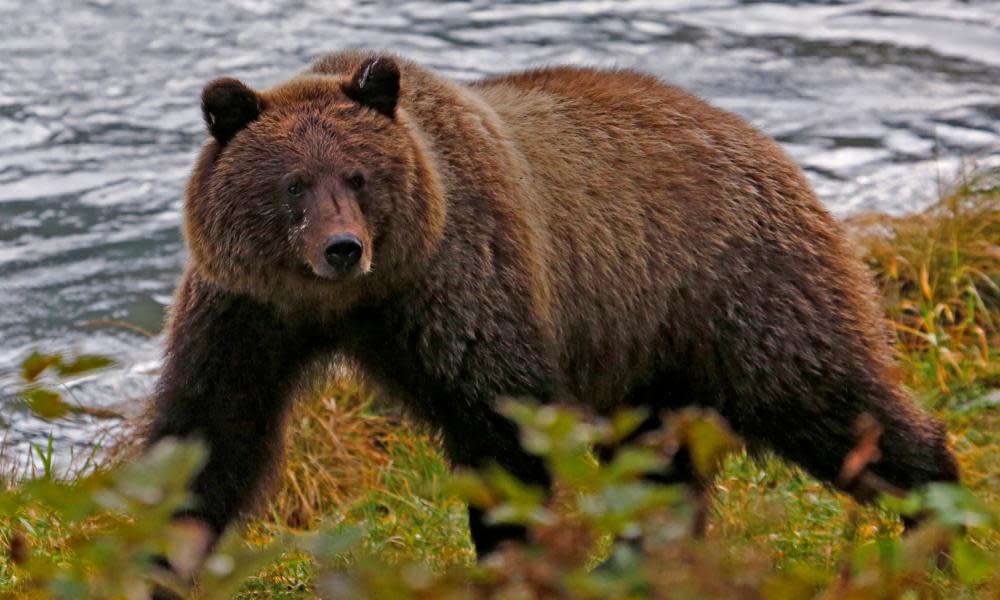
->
[15, 350, 119, 423]
[2, 400, 998, 599]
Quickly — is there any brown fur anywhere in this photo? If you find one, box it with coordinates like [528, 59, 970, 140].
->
[146, 50, 958, 568]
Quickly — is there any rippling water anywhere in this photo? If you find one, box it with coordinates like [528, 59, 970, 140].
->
[2, 0, 999, 468]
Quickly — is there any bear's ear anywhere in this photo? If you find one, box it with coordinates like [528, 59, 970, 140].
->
[342, 57, 400, 118]
[201, 78, 262, 144]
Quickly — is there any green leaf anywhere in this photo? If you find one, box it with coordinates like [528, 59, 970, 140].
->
[21, 387, 72, 420]
[921, 483, 995, 529]
[951, 537, 995, 585]
[483, 465, 546, 506]
[608, 408, 649, 444]
[679, 413, 737, 479]
[880, 490, 924, 516]
[57, 354, 115, 377]
[21, 350, 63, 382]
[446, 470, 495, 508]
[604, 448, 666, 483]
[294, 526, 364, 562]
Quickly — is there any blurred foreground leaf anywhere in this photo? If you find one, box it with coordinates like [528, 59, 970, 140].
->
[21, 387, 72, 420]
[21, 350, 63, 382]
[57, 354, 116, 377]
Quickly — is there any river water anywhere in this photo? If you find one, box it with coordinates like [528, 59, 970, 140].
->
[1, 0, 999, 470]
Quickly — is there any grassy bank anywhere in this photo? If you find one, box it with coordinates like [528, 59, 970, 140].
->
[2, 166, 998, 599]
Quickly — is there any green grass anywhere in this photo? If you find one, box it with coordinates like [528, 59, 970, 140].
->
[2, 166, 998, 599]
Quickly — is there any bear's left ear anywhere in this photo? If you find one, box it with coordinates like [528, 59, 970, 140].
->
[201, 78, 262, 144]
[342, 57, 400, 118]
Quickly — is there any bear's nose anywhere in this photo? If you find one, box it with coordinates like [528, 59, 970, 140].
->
[324, 233, 363, 272]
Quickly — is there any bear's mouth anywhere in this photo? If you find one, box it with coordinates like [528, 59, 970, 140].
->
[295, 260, 365, 282]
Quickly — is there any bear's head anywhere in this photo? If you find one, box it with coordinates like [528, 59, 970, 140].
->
[184, 56, 445, 310]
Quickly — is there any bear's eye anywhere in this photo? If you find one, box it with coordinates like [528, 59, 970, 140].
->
[286, 181, 305, 197]
[347, 173, 366, 192]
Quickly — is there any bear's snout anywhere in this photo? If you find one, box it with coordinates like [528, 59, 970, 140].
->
[324, 233, 364, 273]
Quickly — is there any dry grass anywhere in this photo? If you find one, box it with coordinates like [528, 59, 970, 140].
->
[847, 166, 1000, 397]
[259, 376, 472, 566]
[269, 379, 411, 529]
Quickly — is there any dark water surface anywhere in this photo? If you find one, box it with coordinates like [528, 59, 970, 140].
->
[2, 0, 999, 469]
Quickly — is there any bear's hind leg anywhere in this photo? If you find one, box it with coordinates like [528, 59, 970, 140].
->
[734, 379, 958, 508]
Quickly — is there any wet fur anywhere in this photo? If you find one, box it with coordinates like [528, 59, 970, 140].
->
[146, 51, 958, 559]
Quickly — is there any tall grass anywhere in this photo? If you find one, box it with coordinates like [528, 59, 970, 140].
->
[848, 166, 1000, 399]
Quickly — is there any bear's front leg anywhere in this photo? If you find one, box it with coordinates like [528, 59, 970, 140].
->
[438, 406, 552, 557]
[144, 270, 321, 582]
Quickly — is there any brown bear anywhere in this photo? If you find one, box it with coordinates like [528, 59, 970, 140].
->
[146, 50, 958, 571]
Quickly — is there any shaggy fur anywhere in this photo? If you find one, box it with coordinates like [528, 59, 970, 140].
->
[146, 50, 958, 562]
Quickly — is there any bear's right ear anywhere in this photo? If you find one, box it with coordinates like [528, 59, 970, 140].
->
[201, 78, 262, 145]
[342, 57, 400, 118]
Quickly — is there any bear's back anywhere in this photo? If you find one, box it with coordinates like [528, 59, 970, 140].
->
[468, 67, 862, 403]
